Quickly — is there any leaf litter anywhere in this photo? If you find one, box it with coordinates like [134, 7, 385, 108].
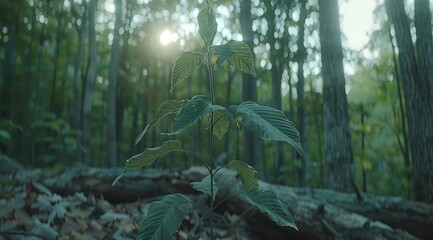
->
[0, 170, 252, 240]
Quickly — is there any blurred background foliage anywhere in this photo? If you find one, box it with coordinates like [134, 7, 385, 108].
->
[0, 0, 428, 199]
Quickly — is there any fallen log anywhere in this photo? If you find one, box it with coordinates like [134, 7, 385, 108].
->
[289, 187, 433, 240]
[23, 166, 432, 239]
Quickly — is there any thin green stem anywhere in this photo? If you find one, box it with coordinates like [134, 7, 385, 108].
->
[213, 165, 224, 176]
[206, 46, 215, 240]
[179, 149, 211, 172]
[213, 192, 242, 211]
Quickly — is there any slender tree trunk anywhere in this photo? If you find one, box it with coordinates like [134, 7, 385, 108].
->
[389, 29, 411, 183]
[386, 0, 433, 203]
[34, 2, 49, 120]
[264, 0, 284, 184]
[0, 20, 16, 157]
[50, 3, 65, 116]
[82, 0, 98, 164]
[140, 63, 149, 151]
[72, 2, 87, 163]
[21, 9, 37, 165]
[240, 0, 261, 168]
[288, 67, 297, 184]
[295, 0, 308, 187]
[310, 82, 325, 187]
[107, 0, 122, 167]
[359, 104, 368, 192]
[1, 22, 16, 120]
[319, 0, 355, 192]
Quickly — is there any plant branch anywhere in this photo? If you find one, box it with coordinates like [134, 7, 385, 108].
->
[213, 192, 242, 210]
[179, 149, 211, 172]
[213, 165, 225, 176]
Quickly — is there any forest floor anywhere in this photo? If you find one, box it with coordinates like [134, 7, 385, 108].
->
[0, 167, 253, 240]
[1, 165, 432, 240]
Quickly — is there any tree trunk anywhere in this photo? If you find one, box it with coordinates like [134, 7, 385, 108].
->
[386, 0, 433, 203]
[264, 0, 284, 184]
[319, 0, 355, 192]
[1, 22, 15, 120]
[107, 0, 122, 167]
[82, 0, 98, 164]
[72, 2, 87, 163]
[49, 3, 65, 116]
[21, 8, 37, 165]
[33, 2, 49, 121]
[295, 0, 308, 187]
[240, 0, 261, 169]
[389, 28, 411, 184]
[310, 83, 325, 187]
[412, 0, 433, 203]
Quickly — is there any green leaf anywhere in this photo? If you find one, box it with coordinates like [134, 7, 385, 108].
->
[212, 44, 233, 68]
[135, 100, 186, 145]
[197, 3, 217, 46]
[241, 189, 298, 230]
[138, 194, 192, 240]
[229, 101, 303, 156]
[0, 129, 10, 142]
[212, 40, 256, 76]
[191, 175, 218, 201]
[227, 161, 259, 190]
[171, 51, 203, 92]
[202, 109, 229, 140]
[168, 95, 225, 135]
[31, 181, 53, 196]
[124, 140, 182, 172]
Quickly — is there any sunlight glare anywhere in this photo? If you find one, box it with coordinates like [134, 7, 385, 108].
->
[160, 29, 178, 46]
[339, 0, 376, 50]
[104, 0, 115, 13]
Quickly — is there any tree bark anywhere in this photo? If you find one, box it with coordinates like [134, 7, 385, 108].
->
[294, 0, 308, 187]
[240, 0, 261, 169]
[82, 0, 98, 164]
[412, 0, 433, 203]
[33, 1, 50, 121]
[1, 22, 16, 120]
[386, 0, 433, 203]
[264, 0, 284, 184]
[389, 28, 411, 184]
[107, 0, 122, 167]
[319, 0, 355, 192]
[49, 2, 65, 116]
[71, 1, 87, 163]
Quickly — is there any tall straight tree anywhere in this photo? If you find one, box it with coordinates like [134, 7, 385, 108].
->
[71, 1, 87, 163]
[49, 1, 66, 116]
[319, 0, 354, 192]
[107, 0, 122, 167]
[386, 0, 433, 203]
[294, 0, 308, 187]
[239, 0, 261, 169]
[82, 0, 98, 164]
[413, 1, 433, 202]
[264, 0, 284, 184]
[1, 21, 15, 121]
